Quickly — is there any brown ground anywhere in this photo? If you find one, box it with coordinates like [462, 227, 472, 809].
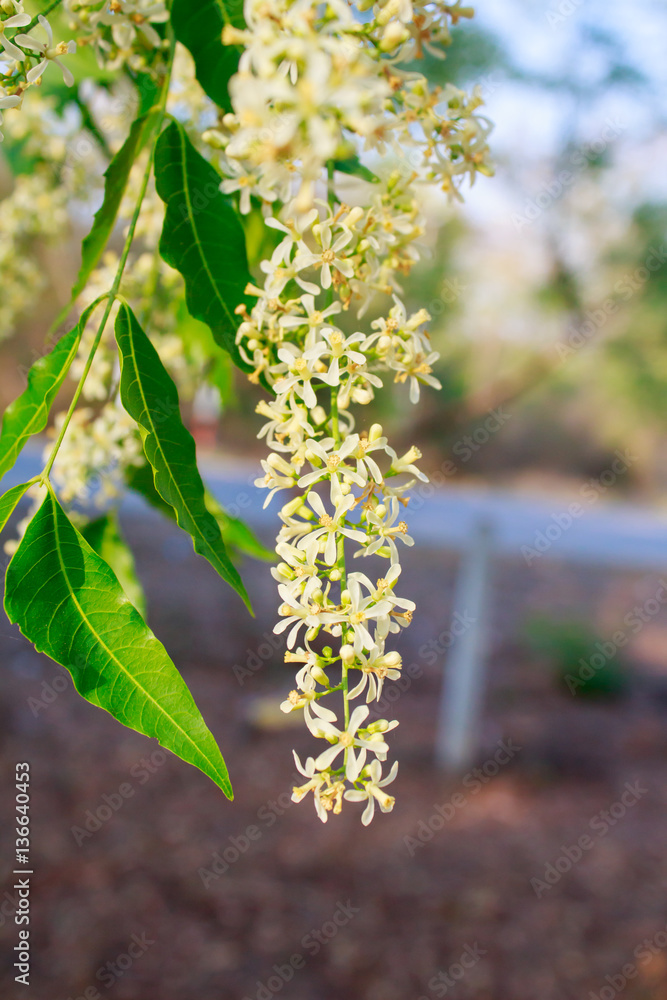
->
[2, 507, 667, 1000]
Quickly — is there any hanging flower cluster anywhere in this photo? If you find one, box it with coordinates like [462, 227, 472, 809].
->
[0, 0, 171, 143]
[212, 0, 493, 822]
[65, 0, 169, 71]
[0, 3, 77, 135]
[0, 47, 223, 545]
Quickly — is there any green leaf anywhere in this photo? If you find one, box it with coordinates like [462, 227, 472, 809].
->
[333, 155, 380, 184]
[126, 461, 176, 521]
[0, 298, 104, 481]
[127, 461, 270, 563]
[5, 491, 233, 798]
[71, 112, 159, 301]
[171, 0, 243, 114]
[135, 71, 161, 117]
[0, 482, 34, 534]
[174, 302, 238, 408]
[154, 120, 253, 371]
[82, 512, 147, 618]
[114, 302, 251, 610]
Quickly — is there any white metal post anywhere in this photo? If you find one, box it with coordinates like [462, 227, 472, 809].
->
[435, 519, 493, 771]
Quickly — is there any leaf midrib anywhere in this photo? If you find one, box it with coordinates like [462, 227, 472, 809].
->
[0, 338, 78, 470]
[171, 124, 236, 328]
[121, 307, 226, 575]
[49, 495, 225, 788]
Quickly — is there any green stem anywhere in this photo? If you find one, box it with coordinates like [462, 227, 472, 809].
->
[329, 381, 351, 737]
[40, 32, 175, 483]
[22, 0, 65, 34]
[331, 384, 339, 443]
[314, 682, 344, 699]
[325, 161, 336, 310]
[326, 160, 336, 212]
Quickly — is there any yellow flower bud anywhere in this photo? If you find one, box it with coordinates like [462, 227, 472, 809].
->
[340, 644, 355, 664]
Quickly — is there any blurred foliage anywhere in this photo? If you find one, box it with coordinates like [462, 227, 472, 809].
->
[3, 3, 667, 489]
[523, 616, 627, 699]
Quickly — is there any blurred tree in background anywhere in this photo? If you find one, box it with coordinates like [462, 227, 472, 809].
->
[1, 0, 666, 493]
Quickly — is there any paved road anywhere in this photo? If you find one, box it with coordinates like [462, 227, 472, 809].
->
[5, 446, 667, 571]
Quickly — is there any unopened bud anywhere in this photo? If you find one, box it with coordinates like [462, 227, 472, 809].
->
[312, 665, 329, 686]
[367, 719, 392, 733]
[201, 128, 226, 149]
[222, 24, 245, 45]
[382, 651, 402, 668]
[379, 21, 409, 51]
[281, 496, 304, 517]
[341, 205, 364, 228]
[268, 452, 294, 476]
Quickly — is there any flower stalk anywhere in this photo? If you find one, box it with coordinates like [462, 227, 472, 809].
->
[215, 0, 493, 822]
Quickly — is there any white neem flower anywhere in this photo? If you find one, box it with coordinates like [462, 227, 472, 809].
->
[303, 327, 367, 384]
[293, 225, 354, 290]
[344, 759, 398, 825]
[255, 451, 299, 507]
[347, 646, 403, 702]
[272, 538, 320, 590]
[266, 208, 318, 265]
[280, 686, 315, 713]
[0, 87, 20, 141]
[297, 435, 365, 493]
[259, 255, 321, 298]
[0, 6, 29, 28]
[220, 158, 264, 215]
[96, 0, 169, 50]
[341, 575, 394, 654]
[349, 565, 415, 615]
[291, 752, 330, 822]
[14, 16, 77, 86]
[310, 704, 387, 782]
[348, 425, 391, 485]
[392, 349, 442, 404]
[226, 0, 489, 823]
[272, 345, 340, 410]
[362, 498, 414, 564]
[280, 293, 342, 347]
[298, 482, 366, 565]
[388, 444, 428, 482]
[255, 396, 314, 453]
[273, 577, 341, 648]
[336, 355, 383, 410]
